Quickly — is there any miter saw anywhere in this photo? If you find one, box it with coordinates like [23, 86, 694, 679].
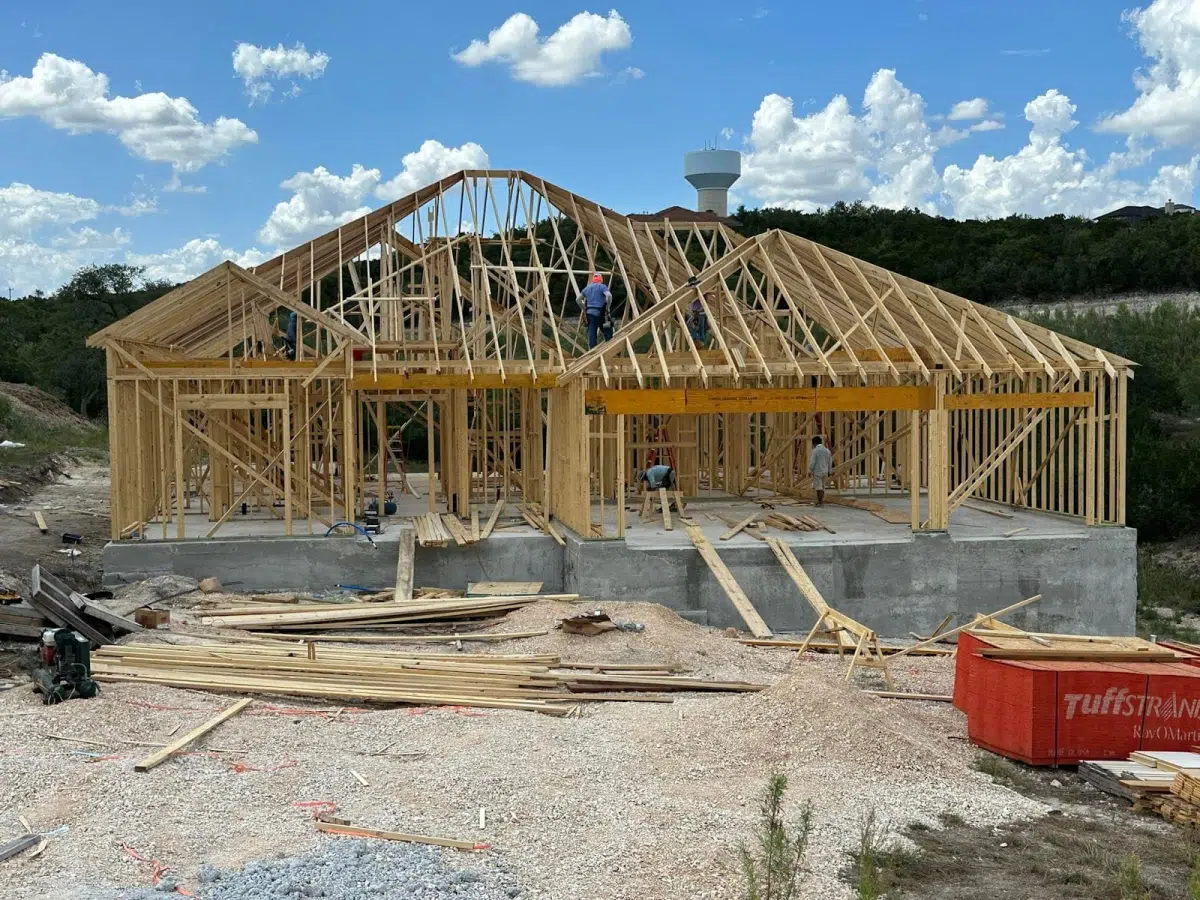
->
[33, 628, 99, 704]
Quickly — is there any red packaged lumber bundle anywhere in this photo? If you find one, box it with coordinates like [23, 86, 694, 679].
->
[960, 651, 1200, 765]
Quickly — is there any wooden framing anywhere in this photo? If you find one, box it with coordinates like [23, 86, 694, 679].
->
[89, 170, 1132, 543]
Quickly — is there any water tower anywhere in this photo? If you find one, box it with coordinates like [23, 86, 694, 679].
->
[684, 148, 741, 217]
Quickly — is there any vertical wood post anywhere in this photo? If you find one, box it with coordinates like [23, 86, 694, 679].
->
[925, 372, 949, 531]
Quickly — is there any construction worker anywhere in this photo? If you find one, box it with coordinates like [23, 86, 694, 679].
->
[638, 463, 676, 492]
[284, 311, 298, 359]
[579, 273, 613, 349]
[687, 294, 708, 344]
[809, 435, 833, 506]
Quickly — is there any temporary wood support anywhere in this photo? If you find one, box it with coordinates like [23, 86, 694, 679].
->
[686, 525, 772, 638]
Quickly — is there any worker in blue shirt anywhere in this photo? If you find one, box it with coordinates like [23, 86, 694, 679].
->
[638, 463, 676, 492]
[285, 311, 298, 359]
[579, 273, 613, 349]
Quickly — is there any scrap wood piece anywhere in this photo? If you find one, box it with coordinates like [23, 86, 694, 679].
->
[481, 498, 504, 540]
[250, 630, 550, 644]
[79, 600, 143, 635]
[29, 565, 110, 647]
[909, 614, 954, 644]
[963, 501, 1015, 519]
[315, 819, 489, 852]
[659, 488, 672, 531]
[0, 833, 38, 863]
[888, 594, 1042, 661]
[560, 612, 617, 636]
[468, 582, 543, 596]
[134, 697, 252, 772]
[864, 690, 952, 702]
[33, 512, 47, 534]
[471, 510, 480, 543]
[686, 525, 772, 638]
[1003, 527, 1029, 538]
[441, 514, 472, 547]
[720, 513, 758, 542]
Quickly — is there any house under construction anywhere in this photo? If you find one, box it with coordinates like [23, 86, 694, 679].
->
[89, 170, 1136, 636]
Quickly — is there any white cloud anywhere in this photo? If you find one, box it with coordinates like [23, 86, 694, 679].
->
[375, 139, 489, 201]
[452, 10, 632, 86]
[741, 70, 941, 212]
[739, 69, 1199, 219]
[942, 90, 1199, 219]
[1099, 0, 1200, 145]
[0, 183, 100, 233]
[948, 98, 989, 121]
[126, 239, 268, 284]
[232, 42, 329, 104]
[0, 53, 257, 172]
[257, 139, 489, 247]
[970, 119, 1005, 133]
[258, 164, 380, 246]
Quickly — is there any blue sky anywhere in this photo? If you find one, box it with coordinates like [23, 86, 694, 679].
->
[3, 0, 1200, 294]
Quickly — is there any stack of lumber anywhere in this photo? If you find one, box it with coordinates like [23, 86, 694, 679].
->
[198, 594, 576, 632]
[91, 640, 767, 714]
[412, 513, 452, 547]
[520, 504, 565, 547]
[9, 565, 142, 645]
[1082, 751, 1200, 807]
[93, 643, 574, 714]
[762, 511, 834, 534]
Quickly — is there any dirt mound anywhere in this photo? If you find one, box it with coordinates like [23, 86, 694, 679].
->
[488, 599, 795, 681]
[0, 382, 88, 430]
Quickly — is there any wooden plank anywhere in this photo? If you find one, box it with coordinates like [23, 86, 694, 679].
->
[471, 510, 480, 543]
[481, 498, 504, 540]
[134, 697, 252, 771]
[864, 691, 953, 702]
[441, 514, 471, 546]
[977, 648, 1179, 662]
[392, 527, 415, 603]
[686, 525, 772, 637]
[315, 820, 487, 852]
[467, 582, 544, 596]
[0, 834, 38, 862]
[943, 392, 1091, 410]
[353, 373, 557, 391]
[29, 568, 110, 647]
[888, 594, 1042, 661]
[659, 488, 672, 531]
[80, 601, 143, 634]
[33, 512, 47, 534]
[765, 538, 829, 615]
[720, 513, 758, 540]
[586, 386, 934, 415]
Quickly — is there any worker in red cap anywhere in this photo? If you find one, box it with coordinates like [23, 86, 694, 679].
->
[578, 272, 613, 348]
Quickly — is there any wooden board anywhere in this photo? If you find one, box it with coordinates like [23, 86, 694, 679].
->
[33, 512, 47, 534]
[720, 513, 758, 540]
[481, 498, 504, 540]
[134, 697, 252, 771]
[392, 527, 415, 603]
[685, 525, 772, 638]
[659, 488, 672, 531]
[765, 538, 830, 615]
[467, 582, 544, 596]
[315, 820, 487, 852]
[79, 601, 143, 634]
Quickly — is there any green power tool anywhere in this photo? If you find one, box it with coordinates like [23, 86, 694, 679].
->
[33, 629, 100, 705]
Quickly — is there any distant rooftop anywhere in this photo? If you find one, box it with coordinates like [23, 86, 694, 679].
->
[626, 205, 739, 226]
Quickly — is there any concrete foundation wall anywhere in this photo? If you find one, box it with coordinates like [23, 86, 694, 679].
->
[104, 527, 1137, 637]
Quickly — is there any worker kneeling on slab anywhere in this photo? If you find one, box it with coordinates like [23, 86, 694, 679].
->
[638, 464, 676, 492]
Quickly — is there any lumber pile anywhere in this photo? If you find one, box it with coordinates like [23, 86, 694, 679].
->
[8, 565, 143, 645]
[1081, 751, 1200, 807]
[412, 513, 452, 547]
[91, 640, 766, 714]
[198, 594, 576, 632]
[762, 512, 834, 534]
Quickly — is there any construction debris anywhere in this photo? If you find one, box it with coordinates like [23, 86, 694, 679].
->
[90, 639, 764, 714]
[134, 697, 252, 772]
[197, 594, 577, 632]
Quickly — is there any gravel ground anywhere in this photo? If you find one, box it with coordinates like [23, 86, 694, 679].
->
[0, 600, 1044, 900]
[70, 840, 523, 899]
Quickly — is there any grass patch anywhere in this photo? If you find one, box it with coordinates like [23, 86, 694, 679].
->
[0, 394, 107, 466]
[1137, 549, 1200, 643]
[972, 752, 1037, 791]
[843, 809, 919, 900]
[1118, 853, 1152, 900]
